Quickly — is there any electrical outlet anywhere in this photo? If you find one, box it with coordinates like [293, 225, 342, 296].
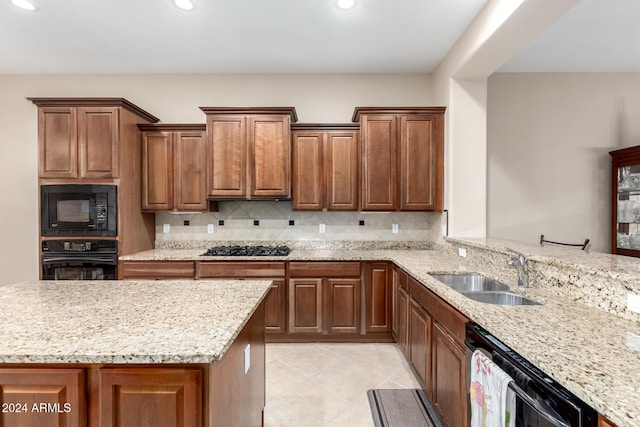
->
[628, 293, 640, 314]
[244, 344, 251, 374]
[319, 223, 326, 233]
[392, 223, 399, 233]
[207, 224, 214, 234]
[162, 224, 170, 234]
[458, 247, 467, 258]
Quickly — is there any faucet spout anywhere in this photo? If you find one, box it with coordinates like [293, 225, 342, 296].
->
[506, 249, 529, 288]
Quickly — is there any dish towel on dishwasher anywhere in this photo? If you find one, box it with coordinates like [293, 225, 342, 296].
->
[470, 350, 516, 427]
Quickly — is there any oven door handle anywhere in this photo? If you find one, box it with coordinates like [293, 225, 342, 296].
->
[42, 256, 117, 264]
[507, 381, 572, 427]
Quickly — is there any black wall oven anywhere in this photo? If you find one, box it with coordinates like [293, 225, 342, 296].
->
[466, 322, 597, 427]
[41, 240, 118, 280]
[40, 184, 117, 237]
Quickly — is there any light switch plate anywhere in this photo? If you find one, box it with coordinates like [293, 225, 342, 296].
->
[244, 344, 250, 374]
[319, 224, 326, 233]
[162, 224, 170, 234]
[458, 247, 467, 258]
[628, 293, 640, 314]
[207, 224, 214, 234]
[392, 224, 399, 234]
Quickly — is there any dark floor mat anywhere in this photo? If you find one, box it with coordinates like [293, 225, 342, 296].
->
[367, 389, 444, 427]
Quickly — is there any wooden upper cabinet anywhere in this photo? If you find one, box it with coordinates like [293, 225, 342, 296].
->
[292, 124, 359, 211]
[250, 115, 291, 198]
[38, 107, 78, 178]
[78, 107, 119, 179]
[37, 106, 119, 179]
[360, 115, 397, 210]
[207, 115, 247, 197]
[140, 125, 207, 212]
[354, 107, 445, 211]
[202, 107, 297, 199]
[30, 98, 159, 181]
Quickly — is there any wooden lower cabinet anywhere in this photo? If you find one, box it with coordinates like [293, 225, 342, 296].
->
[99, 368, 201, 427]
[120, 261, 195, 280]
[599, 415, 617, 427]
[324, 278, 361, 334]
[432, 321, 467, 427]
[264, 280, 286, 334]
[408, 299, 431, 390]
[289, 278, 323, 333]
[365, 263, 392, 332]
[0, 368, 85, 427]
[288, 277, 362, 334]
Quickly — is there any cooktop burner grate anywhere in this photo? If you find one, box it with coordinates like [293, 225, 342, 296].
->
[201, 245, 291, 257]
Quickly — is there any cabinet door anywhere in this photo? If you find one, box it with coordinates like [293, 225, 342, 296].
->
[432, 321, 467, 427]
[409, 299, 431, 391]
[175, 131, 207, 211]
[288, 278, 323, 333]
[38, 107, 78, 178]
[99, 368, 201, 427]
[324, 278, 361, 334]
[326, 131, 359, 211]
[265, 279, 286, 334]
[141, 132, 173, 211]
[360, 115, 397, 210]
[399, 114, 440, 211]
[249, 115, 291, 198]
[292, 132, 324, 210]
[392, 268, 399, 338]
[365, 263, 392, 332]
[78, 107, 119, 179]
[397, 287, 410, 358]
[207, 115, 247, 197]
[0, 368, 85, 427]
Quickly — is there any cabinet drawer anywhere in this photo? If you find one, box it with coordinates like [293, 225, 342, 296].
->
[289, 262, 361, 278]
[398, 269, 409, 291]
[409, 277, 468, 344]
[121, 261, 195, 279]
[198, 262, 285, 278]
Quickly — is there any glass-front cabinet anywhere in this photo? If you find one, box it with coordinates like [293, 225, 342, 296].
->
[610, 146, 640, 256]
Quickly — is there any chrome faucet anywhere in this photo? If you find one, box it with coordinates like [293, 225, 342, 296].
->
[506, 249, 529, 288]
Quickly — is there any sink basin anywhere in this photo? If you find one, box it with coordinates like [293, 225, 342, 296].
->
[430, 274, 511, 292]
[460, 291, 541, 306]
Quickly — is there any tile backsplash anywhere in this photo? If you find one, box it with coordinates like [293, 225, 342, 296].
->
[155, 201, 444, 244]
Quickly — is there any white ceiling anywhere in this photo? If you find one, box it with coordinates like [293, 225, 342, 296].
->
[498, 0, 640, 72]
[0, 0, 487, 74]
[1, 0, 638, 75]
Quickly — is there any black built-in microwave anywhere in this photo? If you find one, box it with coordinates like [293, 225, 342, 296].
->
[40, 184, 117, 236]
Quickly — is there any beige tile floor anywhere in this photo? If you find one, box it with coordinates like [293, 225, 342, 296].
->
[264, 343, 422, 427]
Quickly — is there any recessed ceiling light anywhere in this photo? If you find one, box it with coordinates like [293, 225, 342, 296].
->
[173, 0, 195, 11]
[336, 0, 356, 10]
[11, 0, 38, 11]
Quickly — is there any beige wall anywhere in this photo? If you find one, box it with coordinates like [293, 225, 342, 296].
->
[487, 73, 640, 253]
[0, 73, 431, 285]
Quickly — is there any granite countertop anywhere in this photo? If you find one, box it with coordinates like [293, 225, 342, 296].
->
[120, 246, 640, 426]
[0, 280, 271, 364]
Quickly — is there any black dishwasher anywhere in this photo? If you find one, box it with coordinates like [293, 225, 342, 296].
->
[466, 322, 597, 427]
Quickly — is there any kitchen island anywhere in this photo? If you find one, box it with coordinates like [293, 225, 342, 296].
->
[0, 279, 271, 427]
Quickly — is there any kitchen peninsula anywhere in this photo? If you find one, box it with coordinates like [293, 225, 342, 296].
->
[120, 240, 640, 427]
[0, 279, 271, 427]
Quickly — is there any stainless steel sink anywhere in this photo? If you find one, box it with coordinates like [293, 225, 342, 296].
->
[460, 291, 541, 306]
[429, 274, 511, 292]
